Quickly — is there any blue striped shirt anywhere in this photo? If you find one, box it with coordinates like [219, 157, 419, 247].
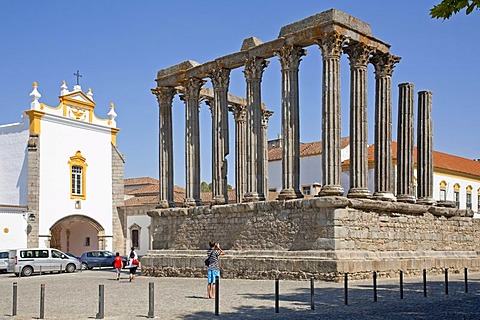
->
[206, 249, 221, 270]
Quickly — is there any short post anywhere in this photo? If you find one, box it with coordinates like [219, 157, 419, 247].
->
[215, 276, 219, 316]
[148, 282, 154, 318]
[464, 268, 468, 293]
[373, 271, 377, 302]
[344, 273, 348, 305]
[399, 270, 404, 300]
[12, 282, 17, 316]
[444, 268, 448, 295]
[310, 277, 315, 310]
[423, 269, 427, 297]
[275, 278, 279, 313]
[40, 283, 45, 319]
[96, 284, 104, 319]
[39, 266, 42, 275]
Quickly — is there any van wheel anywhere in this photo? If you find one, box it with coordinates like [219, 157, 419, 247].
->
[66, 263, 76, 273]
[21, 266, 33, 277]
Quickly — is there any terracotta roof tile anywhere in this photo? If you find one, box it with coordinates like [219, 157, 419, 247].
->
[342, 142, 480, 179]
[269, 137, 350, 161]
[124, 177, 158, 187]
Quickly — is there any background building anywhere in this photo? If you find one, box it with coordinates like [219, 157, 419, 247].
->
[268, 138, 480, 216]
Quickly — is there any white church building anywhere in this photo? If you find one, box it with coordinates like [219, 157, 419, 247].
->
[0, 81, 125, 256]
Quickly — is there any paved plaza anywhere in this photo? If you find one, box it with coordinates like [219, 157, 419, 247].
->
[0, 268, 479, 319]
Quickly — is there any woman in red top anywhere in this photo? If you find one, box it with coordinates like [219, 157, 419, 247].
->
[113, 252, 123, 281]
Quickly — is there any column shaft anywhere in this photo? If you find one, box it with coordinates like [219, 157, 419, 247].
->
[243, 57, 268, 202]
[371, 53, 401, 200]
[417, 91, 435, 204]
[261, 109, 274, 200]
[209, 68, 231, 205]
[344, 43, 372, 198]
[396, 83, 416, 203]
[232, 105, 247, 202]
[153, 86, 176, 207]
[276, 45, 306, 200]
[182, 77, 205, 206]
[317, 32, 346, 196]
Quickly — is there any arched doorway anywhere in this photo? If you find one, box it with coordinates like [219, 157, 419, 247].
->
[50, 215, 105, 257]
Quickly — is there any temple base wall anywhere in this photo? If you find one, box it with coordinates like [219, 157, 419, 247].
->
[143, 197, 480, 281]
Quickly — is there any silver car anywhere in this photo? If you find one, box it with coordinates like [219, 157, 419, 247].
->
[0, 251, 8, 273]
[7, 248, 81, 277]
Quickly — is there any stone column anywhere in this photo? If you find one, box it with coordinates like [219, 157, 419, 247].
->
[152, 86, 176, 208]
[344, 42, 373, 198]
[209, 68, 231, 205]
[370, 52, 401, 200]
[243, 57, 269, 202]
[317, 32, 347, 196]
[417, 91, 435, 205]
[261, 109, 274, 200]
[275, 45, 306, 200]
[396, 83, 416, 203]
[182, 77, 205, 206]
[231, 104, 247, 203]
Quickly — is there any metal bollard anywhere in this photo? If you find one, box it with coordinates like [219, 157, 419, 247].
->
[464, 268, 468, 293]
[275, 278, 279, 313]
[147, 282, 154, 318]
[373, 271, 377, 302]
[310, 277, 315, 310]
[12, 282, 17, 316]
[96, 284, 104, 319]
[40, 283, 45, 319]
[444, 268, 448, 295]
[215, 276, 219, 316]
[423, 269, 427, 297]
[400, 270, 404, 299]
[344, 273, 348, 305]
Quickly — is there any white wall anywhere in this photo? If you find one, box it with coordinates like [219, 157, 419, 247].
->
[38, 114, 113, 246]
[0, 119, 29, 205]
[126, 215, 151, 256]
[0, 212, 27, 250]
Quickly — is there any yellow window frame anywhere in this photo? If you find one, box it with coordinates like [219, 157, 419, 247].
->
[68, 151, 87, 200]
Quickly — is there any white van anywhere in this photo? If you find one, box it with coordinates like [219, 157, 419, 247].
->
[7, 248, 81, 277]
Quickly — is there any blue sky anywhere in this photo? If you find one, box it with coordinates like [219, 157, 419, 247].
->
[0, 1, 478, 187]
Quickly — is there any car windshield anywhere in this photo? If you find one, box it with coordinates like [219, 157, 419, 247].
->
[103, 251, 114, 257]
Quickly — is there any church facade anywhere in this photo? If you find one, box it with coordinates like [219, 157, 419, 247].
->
[0, 81, 125, 256]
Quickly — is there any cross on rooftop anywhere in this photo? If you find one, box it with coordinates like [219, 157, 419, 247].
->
[73, 70, 82, 85]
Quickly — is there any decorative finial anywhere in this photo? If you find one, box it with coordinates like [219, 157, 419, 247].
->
[107, 102, 117, 126]
[30, 81, 42, 110]
[87, 87, 94, 101]
[60, 80, 69, 96]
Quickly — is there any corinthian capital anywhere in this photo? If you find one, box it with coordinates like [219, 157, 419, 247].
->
[243, 57, 269, 81]
[209, 68, 231, 90]
[275, 45, 306, 71]
[182, 77, 206, 100]
[316, 32, 348, 59]
[370, 52, 401, 78]
[151, 86, 176, 108]
[261, 109, 274, 128]
[343, 42, 373, 69]
[230, 104, 247, 122]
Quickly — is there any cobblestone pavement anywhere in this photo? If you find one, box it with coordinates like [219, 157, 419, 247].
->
[0, 268, 479, 319]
